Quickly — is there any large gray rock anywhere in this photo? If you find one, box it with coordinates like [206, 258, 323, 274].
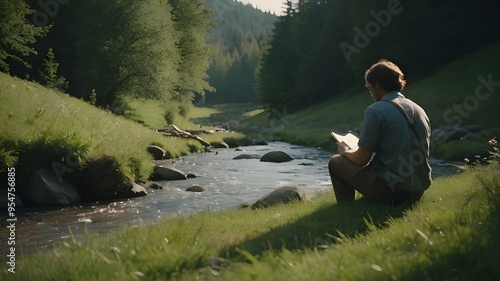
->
[251, 186, 309, 209]
[260, 151, 293, 163]
[152, 165, 187, 181]
[64, 156, 139, 201]
[23, 169, 81, 205]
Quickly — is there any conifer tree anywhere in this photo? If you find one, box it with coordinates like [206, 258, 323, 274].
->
[255, 1, 298, 113]
[204, 0, 276, 104]
[38, 47, 68, 92]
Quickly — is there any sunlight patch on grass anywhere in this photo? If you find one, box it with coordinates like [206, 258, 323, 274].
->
[243, 108, 265, 118]
[189, 106, 221, 119]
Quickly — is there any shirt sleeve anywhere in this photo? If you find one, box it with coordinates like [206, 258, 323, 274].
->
[358, 107, 380, 152]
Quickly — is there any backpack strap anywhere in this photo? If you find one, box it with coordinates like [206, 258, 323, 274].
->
[383, 100, 423, 144]
[385, 100, 415, 129]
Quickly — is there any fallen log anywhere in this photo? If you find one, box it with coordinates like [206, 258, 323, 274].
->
[156, 125, 212, 147]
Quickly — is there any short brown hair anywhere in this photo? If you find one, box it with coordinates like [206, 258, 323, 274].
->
[365, 59, 406, 92]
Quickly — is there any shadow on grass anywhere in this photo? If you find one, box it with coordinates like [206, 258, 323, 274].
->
[221, 199, 414, 260]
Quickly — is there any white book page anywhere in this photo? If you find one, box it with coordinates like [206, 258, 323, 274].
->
[330, 132, 359, 150]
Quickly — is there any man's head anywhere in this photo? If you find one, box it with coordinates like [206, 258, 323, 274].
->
[364, 60, 406, 101]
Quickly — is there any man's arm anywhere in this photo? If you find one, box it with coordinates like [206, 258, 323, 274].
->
[340, 144, 372, 166]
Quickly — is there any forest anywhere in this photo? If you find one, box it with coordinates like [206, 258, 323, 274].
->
[2, 0, 214, 116]
[1, 0, 276, 111]
[204, 0, 275, 104]
[256, 0, 500, 113]
[2, 0, 500, 118]
[2, 2, 500, 279]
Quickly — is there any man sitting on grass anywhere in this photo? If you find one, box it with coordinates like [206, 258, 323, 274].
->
[328, 59, 432, 205]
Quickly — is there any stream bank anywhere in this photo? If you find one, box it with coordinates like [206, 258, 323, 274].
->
[0, 142, 463, 258]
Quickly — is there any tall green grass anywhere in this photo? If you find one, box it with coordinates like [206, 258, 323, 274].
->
[4, 163, 499, 280]
[0, 73, 205, 182]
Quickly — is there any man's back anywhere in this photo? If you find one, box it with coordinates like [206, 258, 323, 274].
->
[358, 92, 432, 192]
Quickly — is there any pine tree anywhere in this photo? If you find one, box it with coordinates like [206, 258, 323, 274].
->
[38, 48, 68, 91]
[255, 1, 298, 113]
[204, 0, 276, 104]
[293, 0, 352, 106]
[0, 0, 49, 72]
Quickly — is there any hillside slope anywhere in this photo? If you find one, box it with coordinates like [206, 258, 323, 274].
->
[240, 41, 500, 159]
[0, 73, 234, 188]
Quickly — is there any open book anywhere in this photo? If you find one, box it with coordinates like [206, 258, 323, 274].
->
[331, 131, 359, 150]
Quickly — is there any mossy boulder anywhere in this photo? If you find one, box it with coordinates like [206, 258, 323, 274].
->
[64, 156, 137, 201]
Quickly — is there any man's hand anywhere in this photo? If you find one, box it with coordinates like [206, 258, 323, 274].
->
[341, 146, 372, 166]
[337, 141, 351, 154]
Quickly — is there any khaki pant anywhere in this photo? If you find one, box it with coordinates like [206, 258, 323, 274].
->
[328, 155, 423, 204]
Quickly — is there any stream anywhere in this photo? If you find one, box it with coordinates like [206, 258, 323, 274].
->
[0, 142, 462, 258]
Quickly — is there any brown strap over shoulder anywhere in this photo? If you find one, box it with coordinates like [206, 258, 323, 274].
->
[385, 100, 415, 129]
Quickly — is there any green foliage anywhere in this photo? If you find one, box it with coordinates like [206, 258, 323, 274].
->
[9, 0, 215, 122]
[66, 0, 182, 108]
[163, 109, 175, 125]
[0, 73, 206, 185]
[0, 0, 48, 72]
[0, 147, 17, 172]
[256, 0, 500, 113]
[204, 0, 276, 104]
[38, 47, 68, 92]
[248, 41, 500, 158]
[170, 0, 215, 101]
[255, 1, 299, 112]
[434, 140, 490, 162]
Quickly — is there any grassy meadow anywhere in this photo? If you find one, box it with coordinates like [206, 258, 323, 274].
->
[0, 73, 243, 184]
[1, 42, 500, 280]
[4, 161, 499, 280]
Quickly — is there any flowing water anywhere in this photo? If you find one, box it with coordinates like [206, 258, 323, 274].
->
[0, 142, 461, 258]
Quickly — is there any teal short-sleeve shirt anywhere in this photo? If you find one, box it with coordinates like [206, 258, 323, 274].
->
[358, 91, 432, 192]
